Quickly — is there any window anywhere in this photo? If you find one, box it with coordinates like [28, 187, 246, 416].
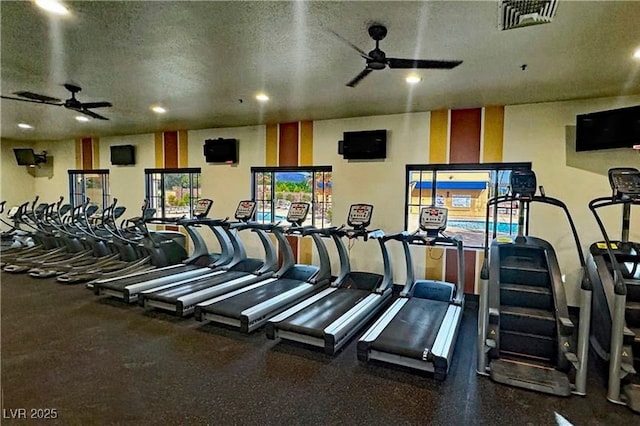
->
[251, 166, 332, 227]
[405, 162, 531, 248]
[68, 169, 110, 210]
[144, 168, 202, 219]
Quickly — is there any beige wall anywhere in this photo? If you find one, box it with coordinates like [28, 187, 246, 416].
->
[32, 139, 76, 206]
[504, 95, 640, 305]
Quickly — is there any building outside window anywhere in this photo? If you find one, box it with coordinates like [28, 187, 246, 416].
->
[68, 169, 110, 210]
[144, 168, 202, 219]
[252, 166, 332, 227]
[405, 162, 531, 248]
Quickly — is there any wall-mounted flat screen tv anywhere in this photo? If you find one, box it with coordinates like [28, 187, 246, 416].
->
[576, 105, 640, 152]
[110, 145, 136, 165]
[339, 129, 387, 160]
[204, 138, 238, 164]
[13, 148, 38, 166]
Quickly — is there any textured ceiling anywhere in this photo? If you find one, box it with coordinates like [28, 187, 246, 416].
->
[1, 1, 639, 141]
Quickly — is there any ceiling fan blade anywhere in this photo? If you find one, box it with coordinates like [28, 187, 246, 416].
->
[387, 58, 463, 69]
[346, 68, 373, 88]
[80, 101, 112, 109]
[1, 95, 62, 105]
[327, 28, 372, 60]
[14, 91, 62, 103]
[68, 107, 109, 120]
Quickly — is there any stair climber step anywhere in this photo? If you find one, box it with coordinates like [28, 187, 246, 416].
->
[501, 330, 556, 362]
[500, 283, 553, 310]
[501, 250, 546, 269]
[490, 358, 571, 397]
[500, 306, 557, 337]
[627, 281, 640, 302]
[626, 301, 640, 328]
[500, 266, 550, 288]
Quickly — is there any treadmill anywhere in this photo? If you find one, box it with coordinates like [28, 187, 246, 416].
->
[476, 170, 591, 396]
[194, 205, 332, 333]
[138, 200, 300, 317]
[587, 167, 640, 412]
[92, 198, 232, 303]
[267, 204, 394, 355]
[357, 206, 465, 380]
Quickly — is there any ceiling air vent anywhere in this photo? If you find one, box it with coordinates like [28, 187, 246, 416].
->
[499, 0, 559, 31]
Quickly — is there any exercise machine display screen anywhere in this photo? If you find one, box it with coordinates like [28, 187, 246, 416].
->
[510, 170, 537, 198]
[286, 202, 310, 224]
[347, 204, 374, 228]
[608, 168, 640, 197]
[194, 198, 213, 218]
[234, 200, 257, 221]
[419, 206, 448, 232]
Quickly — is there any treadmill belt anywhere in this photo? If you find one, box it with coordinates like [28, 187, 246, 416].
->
[98, 265, 204, 290]
[370, 298, 449, 360]
[277, 289, 371, 338]
[147, 271, 247, 302]
[200, 278, 306, 318]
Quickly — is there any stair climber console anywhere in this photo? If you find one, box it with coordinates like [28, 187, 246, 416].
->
[477, 169, 591, 397]
[357, 206, 465, 380]
[587, 167, 640, 413]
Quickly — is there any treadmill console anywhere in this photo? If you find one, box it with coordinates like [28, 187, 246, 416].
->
[347, 204, 374, 229]
[286, 202, 310, 225]
[194, 198, 214, 218]
[419, 206, 448, 234]
[234, 200, 257, 221]
[510, 170, 537, 199]
[608, 168, 640, 199]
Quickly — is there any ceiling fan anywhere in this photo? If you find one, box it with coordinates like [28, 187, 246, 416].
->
[0, 83, 112, 120]
[336, 24, 463, 88]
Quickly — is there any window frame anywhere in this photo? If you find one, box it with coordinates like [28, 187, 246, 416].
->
[404, 162, 532, 247]
[67, 169, 110, 210]
[251, 165, 332, 227]
[144, 167, 202, 219]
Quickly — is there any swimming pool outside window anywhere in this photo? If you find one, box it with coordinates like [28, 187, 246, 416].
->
[251, 166, 332, 227]
[405, 163, 531, 248]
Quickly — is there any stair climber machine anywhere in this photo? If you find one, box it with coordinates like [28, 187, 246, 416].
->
[3, 199, 98, 274]
[194, 202, 332, 333]
[587, 167, 640, 412]
[477, 169, 591, 396]
[56, 201, 160, 283]
[91, 198, 230, 303]
[139, 201, 307, 317]
[357, 206, 464, 380]
[266, 203, 394, 355]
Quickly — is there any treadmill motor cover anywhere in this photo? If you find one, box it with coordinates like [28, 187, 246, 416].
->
[411, 280, 455, 303]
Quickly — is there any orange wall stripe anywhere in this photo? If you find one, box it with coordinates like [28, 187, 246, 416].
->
[483, 106, 504, 163]
[178, 130, 188, 168]
[446, 248, 477, 294]
[265, 124, 278, 166]
[450, 108, 482, 164]
[278, 122, 299, 167]
[429, 110, 448, 164]
[92, 137, 100, 169]
[299, 120, 313, 166]
[154, 132, 164, 168]
[425, 247, 444, 282]
[81, 137, 93, 170]
[75, 138, 82, 169]
[164, 131, 179, 168]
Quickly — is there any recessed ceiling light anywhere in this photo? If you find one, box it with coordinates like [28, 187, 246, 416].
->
[151, 105, 167, 114]
[18, 123, 34, 130]
[405, 75, 422, 84]
[634, 48, 640, 59]
[75, 116, 90, 122]
[255, 93, 270, 102]
[35, 0, 70, 16]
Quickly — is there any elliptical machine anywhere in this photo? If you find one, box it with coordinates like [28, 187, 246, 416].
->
[587, 167, 640, 412]
[477, 169, 591, 396]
